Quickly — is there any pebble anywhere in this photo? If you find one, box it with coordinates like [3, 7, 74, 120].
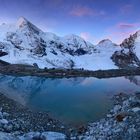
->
[0, 119, 8, 124]
[80, 93, 140, 140]
[132, 107, 140, 112]
[0, 93, 139, 140]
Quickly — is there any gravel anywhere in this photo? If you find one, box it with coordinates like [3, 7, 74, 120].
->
[0, 92, 140, 139]
[79, 93, 140, 140]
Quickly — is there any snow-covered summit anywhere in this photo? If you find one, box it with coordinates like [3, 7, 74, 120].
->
[16, 17, 42, 33]
[64, 34, 93, 47]
[98, 39, 112, 44]
[17, 17, 29, 28]
[97, 39, 118, 48]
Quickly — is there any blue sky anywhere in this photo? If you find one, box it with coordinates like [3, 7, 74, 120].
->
[0, 0, 140, 44]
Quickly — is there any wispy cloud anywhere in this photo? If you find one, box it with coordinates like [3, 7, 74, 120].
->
[106, 22, 140, 43]
[120, 4, 133, 14]
[69, 5, 105, 17]
[118, 23, 137, 29]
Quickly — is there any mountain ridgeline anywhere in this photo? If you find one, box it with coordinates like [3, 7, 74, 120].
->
[0, 17, 140, 70]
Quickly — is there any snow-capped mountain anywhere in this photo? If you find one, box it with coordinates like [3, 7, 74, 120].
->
[0, 17, 122, 70]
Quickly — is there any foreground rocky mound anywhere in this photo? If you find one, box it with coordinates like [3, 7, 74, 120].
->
[0, 107, 66, 140]
[80, 93, 140, 140]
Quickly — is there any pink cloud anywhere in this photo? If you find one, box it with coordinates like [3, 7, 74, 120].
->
[106, 22, 140, 44]
[69, 5, 105, 17]
[116, 22, 140, 34]
[118, 23, 138, 29]
[108, 32, 134, 44]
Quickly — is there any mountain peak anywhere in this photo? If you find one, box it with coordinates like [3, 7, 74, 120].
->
[16, 17, 42, 34]
[97, 39, 118, 48]
[64, 34, 81, 39]
[17, 17, 28, 28]
[98, 39, 112, 44]
[134, 30, 140, 37]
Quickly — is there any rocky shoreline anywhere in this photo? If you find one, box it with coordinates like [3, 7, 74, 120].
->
[1, 60, 140, 78]
[0, 93, 72, 139]
[0, 92, 140, 139]
[79, 92, 140, 140]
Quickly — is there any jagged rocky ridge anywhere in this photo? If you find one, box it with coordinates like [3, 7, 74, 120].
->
[112, 31, 140, 68]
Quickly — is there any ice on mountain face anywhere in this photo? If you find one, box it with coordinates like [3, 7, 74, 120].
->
[44, 32, 60, 41]
[63, 34, 94, 49]
[61, 34, 95, 56]
[96, 39, 120, 54]
[70, 40, 121, 70]
[0, 42, 5, 49]
[0, 24, 16, 42]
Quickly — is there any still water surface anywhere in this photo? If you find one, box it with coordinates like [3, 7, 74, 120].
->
[0, 75, 140, 126]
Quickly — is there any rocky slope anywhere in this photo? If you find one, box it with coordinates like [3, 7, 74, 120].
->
[112, 31, 140, 68]
[0, 17, 121, 70]
[80, 93, 140, 140]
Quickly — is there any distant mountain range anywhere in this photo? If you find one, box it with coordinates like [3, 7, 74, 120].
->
[0, 17, 140, 70]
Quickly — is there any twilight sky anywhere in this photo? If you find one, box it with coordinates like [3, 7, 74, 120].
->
[0, 0, 140, 44]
